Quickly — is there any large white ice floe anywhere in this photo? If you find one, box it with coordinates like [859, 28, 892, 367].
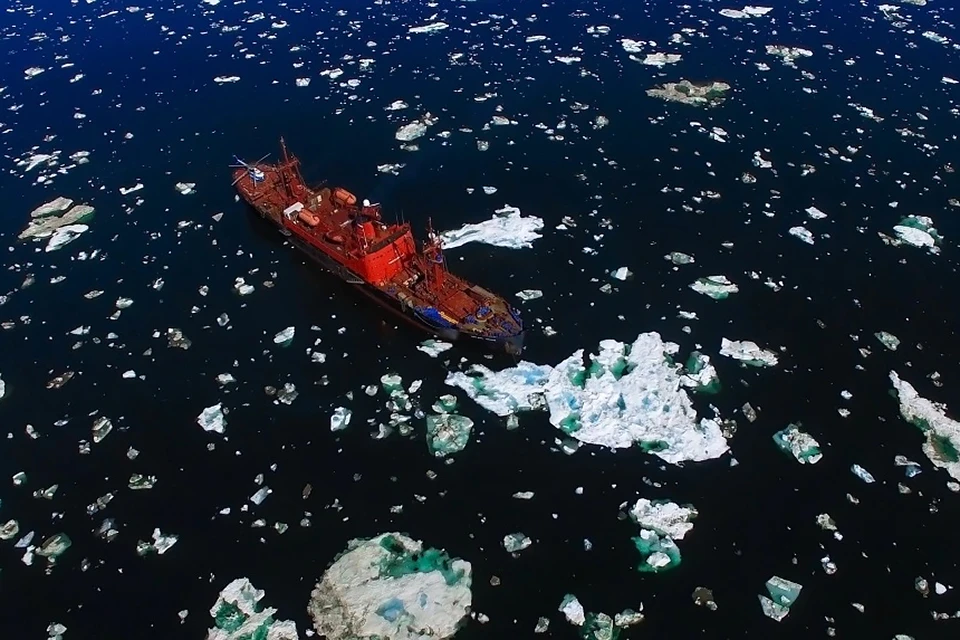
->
[308, 532, 472, 640]
[883, 215, 942, 254]
[207, 578, 298, 640]
[889, 371, 960, 481]
[772, 424, 822, 464]
[719, 338, 779, 367]
[446, 333, 730, 464]
[439, 205, 544, 250]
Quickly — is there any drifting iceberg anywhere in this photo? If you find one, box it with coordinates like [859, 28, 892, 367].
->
[890, 371, 960, 481]
[198, 404, 227, 434]
[308, 533, 471, 640]
[690, 275, 738, 299]
[439, 205, 543, 250]
[890, 215, 942, 254]
[558, 594, 643, 639]
[773, 424, 822, 464]
[447, 333, 729, 463]
[628, 499, 697, 573]
[207, 578, 297, 640]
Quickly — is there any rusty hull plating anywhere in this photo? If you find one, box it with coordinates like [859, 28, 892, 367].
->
[231, 139, 525, 355]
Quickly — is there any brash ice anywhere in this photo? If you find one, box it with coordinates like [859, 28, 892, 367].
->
[231, 139, 525, 354]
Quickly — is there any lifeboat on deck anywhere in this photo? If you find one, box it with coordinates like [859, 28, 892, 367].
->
[332, 188, 357, 207]
[298, 210, 320, 227]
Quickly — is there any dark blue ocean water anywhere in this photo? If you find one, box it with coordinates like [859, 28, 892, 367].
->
[1, 0, 959, 638]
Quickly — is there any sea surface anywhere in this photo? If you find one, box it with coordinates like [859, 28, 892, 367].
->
[1, 0, 959, 638]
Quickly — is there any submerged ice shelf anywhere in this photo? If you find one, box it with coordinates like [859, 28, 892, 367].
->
[446, 333, 729, 464]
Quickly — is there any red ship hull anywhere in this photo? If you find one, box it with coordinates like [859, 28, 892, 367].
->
[231, 140, 525, 355]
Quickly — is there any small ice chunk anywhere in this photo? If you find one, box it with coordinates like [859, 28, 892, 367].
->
[610, 267, 632, 281]
[330, 407, 352, 431]
[851, 464, 876, 483]
[207, 578, 298, 639]
[788, 226, 814, 245]
[45, 224, 88, 252]
[502, 533, 532, 553]
[274, 326, 295, 346]
[875, 331, 900, 351]
[198, 404, 226, 434]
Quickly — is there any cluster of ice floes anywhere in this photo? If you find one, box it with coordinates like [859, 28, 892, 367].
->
[447, 333, 729, 464]
[890, 372, 960, 481]
[558, 594, 644, 639]
[759, 576, 803, 621]
[719, 338, 779, 367]
[308, 533, 471, 640]
[627, 499, 698, 573]
[647, 80, 732, 107]
[439, 205, 544, 250]
[719, 6, 773, 19]
[18, 196, 95, 252]
[207, 578, 298, 640]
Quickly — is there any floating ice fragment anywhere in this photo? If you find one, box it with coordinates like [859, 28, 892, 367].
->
[213, 75, 240, 84]
[136, 528, 178, 555]
[875, 331, 900, 351]
[45, 224, 88, 252]
[408, 22, 449, 34]
[719, 6, 773, 18]
[641, 53, 682, 67]
[647, 81, 731, 107]
[274, 326, 295, 346]
[516, 289, 543, 301]
[502, 533, 532, 553]
[690, 276, 738, 299]
[760, 576, 802, 620]
[425, 413, 473, 456]
[629, 499, 697, 539]
[719, 338, 778, 367]
[611, 267, 632, 281]
[788, 226, 814, 245]
[250, 487, 272, 505]
[330, 406, 352, 431]
[805, 206, 828, 219]
[773, 424, 822, 464]
[395, 121, 428, 141]
[307, 533, 471, 640]
[851, 464, 875, 483]
[174, 182, 196, 195]
[418, 339, 453, 358]
[92, 416, 113, 443]
[890, 372, 960, 481]
[207, 578, 298, 640]
[889, 215, 942, 254]
[559, 594, 586, 626]
[439, 205, 544, 250]
[198, 404, 226, 434]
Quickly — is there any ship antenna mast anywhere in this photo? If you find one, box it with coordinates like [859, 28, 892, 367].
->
[280, 136, 290, 163]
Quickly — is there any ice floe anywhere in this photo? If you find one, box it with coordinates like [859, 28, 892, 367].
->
[447, 333, 730, 464]
[308, 533, 471, 640]
[207, 578, 298, 640]
[890, 371, 960, 481]
[719, 338, 779, 367]
[439, 205, 544, 250]
[690, 276, 738, 299]
[773, 424, 823, 464]
[628, 499, 697, 572]
[647, 80, 731, 108]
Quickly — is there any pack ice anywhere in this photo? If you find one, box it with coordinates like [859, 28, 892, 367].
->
[889, 371, 960, 481]
[439, 205, 544, 250]
[308, 533, 472, 640]
[446, 333, 730, 464]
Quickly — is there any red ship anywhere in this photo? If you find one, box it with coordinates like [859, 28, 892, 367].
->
[231, 139, 525, 355]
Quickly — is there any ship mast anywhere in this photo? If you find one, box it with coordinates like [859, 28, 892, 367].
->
[422, 218, 447, 295]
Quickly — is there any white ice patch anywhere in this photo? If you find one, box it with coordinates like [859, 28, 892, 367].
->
[629, 499, 698, 539]
[45, 224, 88, 252]
[720, 338, 779, 367]
[408, 22, 449, 34]
[447, 333, 729, 464]
[890, 371, 960, 481]
[198, 403, 226, 434]
[439, 205, 544, 250]
[208, 578, 298, 640]
[789, 226, 814, 245]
